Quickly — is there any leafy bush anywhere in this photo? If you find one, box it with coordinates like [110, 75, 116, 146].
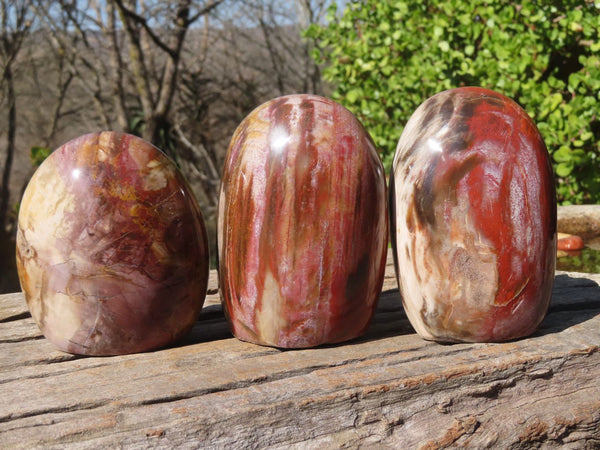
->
[306, 0, 600, 204]
[30, 146, 52, 167]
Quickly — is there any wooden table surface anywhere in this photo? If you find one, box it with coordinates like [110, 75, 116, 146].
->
[1, 254, 599, 449]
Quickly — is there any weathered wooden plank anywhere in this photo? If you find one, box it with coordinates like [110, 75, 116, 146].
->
[0, 255, 599, 449]
[0, 292, 29, 322]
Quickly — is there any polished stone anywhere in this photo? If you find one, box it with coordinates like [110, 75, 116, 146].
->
[218, 94, 388, 348]
[17, 132, 209, 355]
[390, 87, 557, 343]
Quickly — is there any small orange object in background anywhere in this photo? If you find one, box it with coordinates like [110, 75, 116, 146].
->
[557, 233, 585, 251]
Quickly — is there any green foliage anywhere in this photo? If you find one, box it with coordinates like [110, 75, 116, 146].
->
[30, 146, 52, 167]
[305, 1, 600, 204]
[556, 247, 600, 273]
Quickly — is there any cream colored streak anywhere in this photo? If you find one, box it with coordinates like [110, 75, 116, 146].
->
[257, 270, 287, 346]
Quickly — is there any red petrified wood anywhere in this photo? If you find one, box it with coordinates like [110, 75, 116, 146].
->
[16, 132, 209, 355]
[390, 87, 557, 343]
[218, 94, 388, 348]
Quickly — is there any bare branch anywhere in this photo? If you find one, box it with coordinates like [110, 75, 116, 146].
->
[112, 0, 177, 57]
[187, 0, 224, 24]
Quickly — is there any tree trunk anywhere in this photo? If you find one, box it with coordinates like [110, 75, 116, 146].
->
[0, 62, 16, 233]
[107, 1, 129, 132]
[142, 113, 168, 147]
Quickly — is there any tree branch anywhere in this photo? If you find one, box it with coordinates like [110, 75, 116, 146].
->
[112, 0, 174, 57]
[112, 0, 224, 57]
[188, 0, 224, 25]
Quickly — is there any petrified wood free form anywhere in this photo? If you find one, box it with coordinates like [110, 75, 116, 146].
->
[16, 132, 209, 356]
[390, 87, 557, 343]
[218, 94, 388, 348]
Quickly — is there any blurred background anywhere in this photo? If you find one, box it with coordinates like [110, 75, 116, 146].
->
[1, 0, 598, 293]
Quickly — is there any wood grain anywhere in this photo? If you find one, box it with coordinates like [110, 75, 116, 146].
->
[1, 255, 599, 449]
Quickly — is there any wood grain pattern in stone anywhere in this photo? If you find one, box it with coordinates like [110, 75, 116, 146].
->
[390, 87, 557, 343]
[218, 94, 388, 348]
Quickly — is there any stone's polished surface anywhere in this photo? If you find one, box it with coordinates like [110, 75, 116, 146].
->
[390, 87, 557, 343]
[218, 94, 388, 348]
[16, 132, 209, 355]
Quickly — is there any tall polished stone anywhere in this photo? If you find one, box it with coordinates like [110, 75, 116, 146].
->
[218, 94, 388, 348]
[390, 87, 557, 343]
[17, 132, 209, 355]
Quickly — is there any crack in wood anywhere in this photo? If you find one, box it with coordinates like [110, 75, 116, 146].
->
[0, 401, 110, 424]
[0, 311, 31, 323]
[0, 334, 44, 344]
[467, 377, 518, 398]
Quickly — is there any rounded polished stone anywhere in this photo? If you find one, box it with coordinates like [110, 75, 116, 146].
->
[390, 87, 557, 343]
[218, 94, 388, 348]
[16, 132, 209, 355]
